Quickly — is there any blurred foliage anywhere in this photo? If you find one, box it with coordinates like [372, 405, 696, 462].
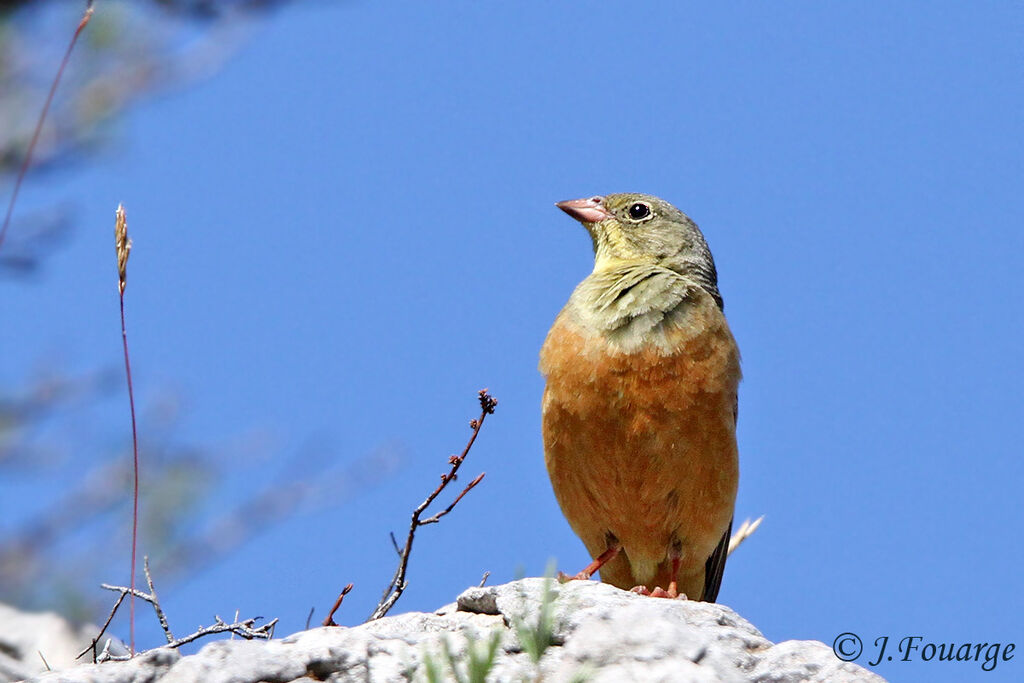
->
[0, 0, 402, 625]
[0, 367, 398, 622]
[0, 205, 71, 277]
[0, 0, 290, 274]
[0, 369, 215, 619]
[0, 0, 289, 176]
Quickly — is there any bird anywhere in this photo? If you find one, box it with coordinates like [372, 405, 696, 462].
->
[539, 193, 740, 601]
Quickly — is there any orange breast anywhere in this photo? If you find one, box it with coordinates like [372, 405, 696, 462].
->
[540, 298, 740, 593]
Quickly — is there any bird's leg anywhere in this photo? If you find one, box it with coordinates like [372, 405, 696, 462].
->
[629, 547, 687, 599]
[557, 541, 622, 583]
[665, 551, 682, 598]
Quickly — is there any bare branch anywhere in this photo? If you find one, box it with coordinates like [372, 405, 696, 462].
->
[78, 556, 276, 661]
[93, 616, 278, 662]
[95, 639, 117, 664]
[144, 558, 174, 644]
[368, 390, 497, 621]
[165, 616, 277, 650]
[419, 472, 485, 526]
[77, 588, 128, 662]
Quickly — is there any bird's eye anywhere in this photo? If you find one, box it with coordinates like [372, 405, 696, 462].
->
[628, 202, 651, 220]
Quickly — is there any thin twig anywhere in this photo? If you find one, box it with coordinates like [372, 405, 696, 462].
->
[114, 203, 139, 654]
[305, 607, 315, 630]
[727, 516, 764, 556]
[0, 1, 94, 252]
[95, 639, 115, 663]
[419, 472, 486, 525]
[321, 583, 354, 627]
[78, 589, 128, 662]
[78, 581, 155, 661]
[38, 651, 51, 672]
[368, 390, 497, 621]
[478, 571, 490, 588]
[79, 560, 276, 660]
[144, 558, 173, 644]
[166, 616, 277, 649]
[94, 616, 278, 662]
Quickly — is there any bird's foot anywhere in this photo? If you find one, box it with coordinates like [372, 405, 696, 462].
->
[629, 583, 687, 600]
[557, 543, 622, 584]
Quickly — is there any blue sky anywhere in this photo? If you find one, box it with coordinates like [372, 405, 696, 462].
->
[2, 2, 1022, 680]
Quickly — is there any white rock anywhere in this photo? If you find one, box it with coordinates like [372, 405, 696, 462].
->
[0, 603, 125, 682]
[13, 579, 886, 683]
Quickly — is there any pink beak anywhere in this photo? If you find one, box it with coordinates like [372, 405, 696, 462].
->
[556, 196, 613, 223]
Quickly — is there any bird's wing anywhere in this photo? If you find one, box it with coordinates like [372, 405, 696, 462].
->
[700, 397, 740, 603]
[701, 517, 732, 603]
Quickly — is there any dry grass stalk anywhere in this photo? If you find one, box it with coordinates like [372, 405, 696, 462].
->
[114, 203, 140, 654]
[115, 204, 131, 295]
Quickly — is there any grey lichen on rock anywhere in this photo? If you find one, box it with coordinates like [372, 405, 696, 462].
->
[12, 579, 886, 683]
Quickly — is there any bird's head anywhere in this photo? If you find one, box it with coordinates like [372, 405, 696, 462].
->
[555, 193, 721, 303]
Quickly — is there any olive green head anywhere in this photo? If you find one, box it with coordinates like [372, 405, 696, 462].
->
[556, 192, 722, 308]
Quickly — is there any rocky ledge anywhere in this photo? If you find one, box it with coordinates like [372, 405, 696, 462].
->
[6, 579, 885, 682]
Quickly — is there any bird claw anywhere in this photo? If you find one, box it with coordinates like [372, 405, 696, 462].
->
[629, 584, 687, 600]
[557, 570, 593, 584]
